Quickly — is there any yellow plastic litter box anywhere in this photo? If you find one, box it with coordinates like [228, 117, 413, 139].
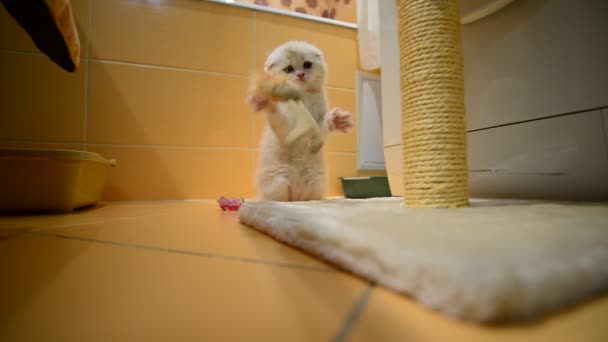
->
[0, 148, 116, 213]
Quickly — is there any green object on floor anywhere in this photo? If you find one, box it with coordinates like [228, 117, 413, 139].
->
[340, 176, 392, 199]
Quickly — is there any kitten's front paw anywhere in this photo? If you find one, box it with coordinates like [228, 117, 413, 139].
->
[327, 107, 353, 133]
[247, 92, 271, 112]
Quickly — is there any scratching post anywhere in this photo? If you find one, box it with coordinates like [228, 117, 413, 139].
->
[397, 0, 469, 208]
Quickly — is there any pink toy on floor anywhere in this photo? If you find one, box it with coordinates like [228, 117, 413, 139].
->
[217, 196, 244, 211]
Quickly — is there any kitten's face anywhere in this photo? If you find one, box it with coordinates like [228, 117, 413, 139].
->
[264, 41, 327, 91]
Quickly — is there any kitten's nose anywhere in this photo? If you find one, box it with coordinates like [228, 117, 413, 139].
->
[297, 72, 305, 80]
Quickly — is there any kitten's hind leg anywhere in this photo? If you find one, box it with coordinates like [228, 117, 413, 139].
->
[291, 175, 327, 201]
[307, 176, 327, 201]
[259, 175, 290, 202]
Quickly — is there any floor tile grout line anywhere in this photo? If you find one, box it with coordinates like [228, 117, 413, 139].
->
[0, 231, 30, 242]
[26, 214, 169, 231]
[25, 230, 336, 273]
[21, 205, 241, 231]
[24, 207, 240, 233]
[97, 199, 217, 204]
[332, 284, 375, 342]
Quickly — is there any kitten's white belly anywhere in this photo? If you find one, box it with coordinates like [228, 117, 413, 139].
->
[257, 129, 327, 201]
[266, 160, 327, 201]
[256, 90, 329, 201]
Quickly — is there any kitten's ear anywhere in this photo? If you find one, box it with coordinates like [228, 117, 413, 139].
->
[264, 56, 275, 72]
[311, 45, 323, 57]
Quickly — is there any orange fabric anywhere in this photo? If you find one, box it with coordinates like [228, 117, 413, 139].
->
[1, 0, 80, 71]
[45, 0, 80, 70]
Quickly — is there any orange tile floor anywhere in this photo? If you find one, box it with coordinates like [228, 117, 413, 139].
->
[1, 201, 607, 341]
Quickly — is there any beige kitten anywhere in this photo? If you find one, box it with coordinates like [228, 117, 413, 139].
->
[248, 41, 353, 202]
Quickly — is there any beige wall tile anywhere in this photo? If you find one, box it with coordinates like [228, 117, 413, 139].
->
[0, 6, 35, 52]
[324, 152, 386, 197]
[325, 152, 358, 196]
[0, 51, 85, 142]
[0, 0, 90, 57]
[88, 145, 255, 201]
[87, 61, 253, 148]
[0, 1, 362, 202]
[90, 0, 253, 74]
[255, 11, 357, 89]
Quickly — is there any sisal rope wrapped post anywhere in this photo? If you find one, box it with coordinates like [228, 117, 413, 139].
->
[397, 0, 469, 208]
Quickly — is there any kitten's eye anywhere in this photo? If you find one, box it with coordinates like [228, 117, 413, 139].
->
[303, 61, 312, 69]
[283, 65, 294, 73]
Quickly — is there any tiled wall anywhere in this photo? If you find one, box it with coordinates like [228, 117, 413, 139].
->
[0, 0, 375, 201]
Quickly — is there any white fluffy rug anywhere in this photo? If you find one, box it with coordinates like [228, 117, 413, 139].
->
[239, 198, 608, 323]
